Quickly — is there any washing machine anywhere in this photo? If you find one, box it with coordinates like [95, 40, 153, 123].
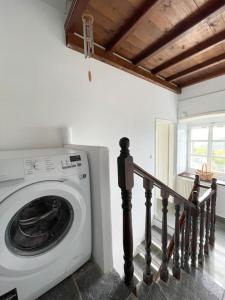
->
[0, 148, 91, 300]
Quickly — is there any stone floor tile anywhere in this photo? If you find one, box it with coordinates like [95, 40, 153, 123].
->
[137, 282, 167, 300]
[72, 260, 97, 281]
[38, 276, 80, 300]
[76, 268, 130, 300]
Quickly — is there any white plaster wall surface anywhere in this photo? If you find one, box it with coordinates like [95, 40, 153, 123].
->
[178, 76, 225, 119]
[0, 0, 177, 275]
[66, 144, 113, 273]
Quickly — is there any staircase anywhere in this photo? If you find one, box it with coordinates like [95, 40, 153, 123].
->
[117, 137, 222, 300]
[131, 221, 225, 300]
[133, 224, 174, 283]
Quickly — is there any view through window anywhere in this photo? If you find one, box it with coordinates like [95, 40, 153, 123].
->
[188, 124, 225, 177]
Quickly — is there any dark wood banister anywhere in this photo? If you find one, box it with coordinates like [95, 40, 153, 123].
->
[133, 163, 195, 209]
[155, 175, 200, 280]
[118, 137, 217, 290]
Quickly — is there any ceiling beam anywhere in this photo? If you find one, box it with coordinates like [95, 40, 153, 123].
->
[65, 0, 90, 33]
[106, 0, 159, 51]
[180, 67, 225, 88]
[151, 29, 225, 74]
[66, 33, 181, 94]
[132, 0, 225, 65]
[167, 52, 225, 82]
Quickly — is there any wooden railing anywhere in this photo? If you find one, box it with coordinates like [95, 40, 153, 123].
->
[117, 137, 217, 289]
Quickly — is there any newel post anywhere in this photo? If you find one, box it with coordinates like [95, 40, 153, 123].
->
[118, 137, 134, 287]
[209, 178, 217, 246]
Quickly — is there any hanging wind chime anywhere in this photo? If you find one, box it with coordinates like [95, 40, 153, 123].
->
[82, 13, 94, 82]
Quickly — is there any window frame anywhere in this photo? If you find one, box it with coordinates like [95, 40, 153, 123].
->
[187, 123, 225, 180]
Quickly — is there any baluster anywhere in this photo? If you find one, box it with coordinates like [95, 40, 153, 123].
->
[204, 198, 210, 255]
[172, 201, 181, 279]
[118, 138, 134, 287]
[209, 178, 217, 246]
[198, 203, 205, 265]
[160, 190, 169, 282]
[184, 205, 191, 272]
[143, 178, 153, 285]
[181, 220, 185, 269]
[191, 191, 198, 268]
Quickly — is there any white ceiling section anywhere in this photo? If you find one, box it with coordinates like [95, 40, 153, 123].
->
[42, 0, 72, 14]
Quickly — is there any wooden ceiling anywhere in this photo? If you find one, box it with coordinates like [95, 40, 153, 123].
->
[65, 0, 225, 94]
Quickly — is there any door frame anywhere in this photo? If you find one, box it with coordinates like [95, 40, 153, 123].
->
[154, 118, 177, 220]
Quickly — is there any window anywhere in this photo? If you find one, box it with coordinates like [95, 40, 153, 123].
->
[188, 124, 225, 178]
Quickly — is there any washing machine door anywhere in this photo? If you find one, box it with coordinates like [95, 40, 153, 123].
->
[0, 180, 87, 277]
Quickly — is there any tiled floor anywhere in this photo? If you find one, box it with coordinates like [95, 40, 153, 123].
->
[203, 216, 225, 288]
[38, 261, 130, 300]
[156, 199, 225, 288]
[39, 217, 225, 300]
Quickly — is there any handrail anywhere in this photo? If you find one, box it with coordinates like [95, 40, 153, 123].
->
[198, 188, 215, 204]
[198, 183, 211, 189]
[134, 163, 195, 209]
[118, 137, 218, 289]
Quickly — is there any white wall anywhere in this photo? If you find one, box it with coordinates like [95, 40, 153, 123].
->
[178, 76, 225, 219]
[66, 144, 113, 273]
[178, 75, 225, 119]
[0, 0, 177, 275]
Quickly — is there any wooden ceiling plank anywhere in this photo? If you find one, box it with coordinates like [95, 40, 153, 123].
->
[133, 0, 225, 65]
[180, 66, 225, 87]
[167, 52, 225, 81]
[66, 33, 181, 94]
[65, 0, 90, 33]
[106, 0, 159, 51]
[151, 29, 225, 74]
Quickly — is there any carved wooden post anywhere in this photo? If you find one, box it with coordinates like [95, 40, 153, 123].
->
[118, 137, 134, 287]
[184, 205, 191, 273]
[191, 191, 198, 268]
[172, 201, 181, 279]
[160, 190, 169, 282]
[143, 178, 153, 285]
[194, 175, 200, 191]
[209, 178, 217, 246]
[181, 221, 185, 269]
[204, 198, 210, 255]
[198, 203, 205, 265]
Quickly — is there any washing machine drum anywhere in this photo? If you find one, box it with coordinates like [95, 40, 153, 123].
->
[6, 195, 74, 256]
[0, 180, 86, 260]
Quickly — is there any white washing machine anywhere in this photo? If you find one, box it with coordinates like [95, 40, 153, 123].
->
[0, 148, 91, 300]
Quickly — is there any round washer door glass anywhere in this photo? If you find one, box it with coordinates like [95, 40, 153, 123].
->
[6, 195, 74, 256]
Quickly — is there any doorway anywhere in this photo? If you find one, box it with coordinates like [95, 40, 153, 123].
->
[155, 119, 176, 228]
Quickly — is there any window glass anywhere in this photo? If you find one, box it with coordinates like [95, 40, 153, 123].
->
[213, 125, 225, 140]
[190, 156, 207, 170]
[212, 157, 225, 173]
[191, 141, 208, 155]
[191, 127, 208, 140]
[212, 142, 225, 157]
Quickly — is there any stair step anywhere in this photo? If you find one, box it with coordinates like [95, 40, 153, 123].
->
[136, 281, 168, 300]
[152, 218, 175, 237]
[158, 269, 225, 300]
[134, 224, 175, 284]
[126, 293, 137, 300]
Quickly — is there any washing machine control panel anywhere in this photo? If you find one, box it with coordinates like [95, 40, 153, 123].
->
[0, 151, 87, 182]
[24, 154, 83, 177]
